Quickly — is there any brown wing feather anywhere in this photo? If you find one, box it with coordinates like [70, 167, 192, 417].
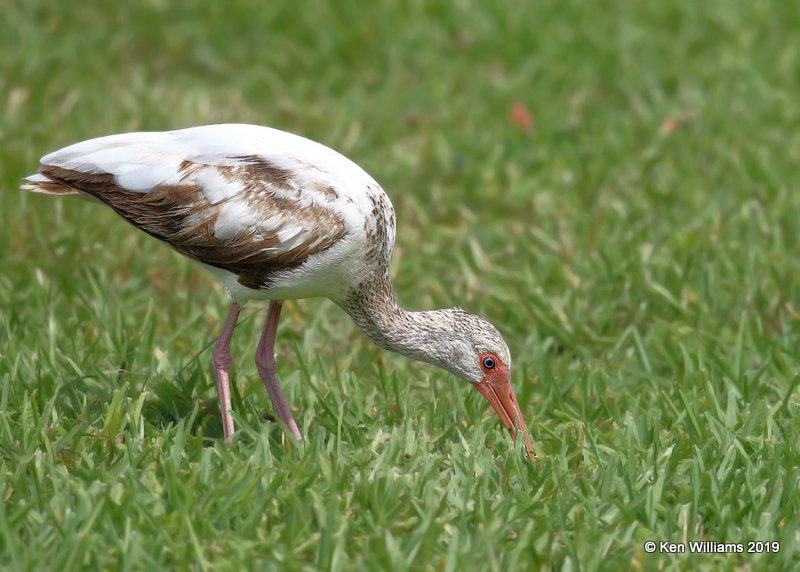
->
[39, 157, 346, 289]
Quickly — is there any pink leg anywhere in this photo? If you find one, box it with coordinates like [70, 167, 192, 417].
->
[255, 301, 303, 441]
[212, 303, 241, 439]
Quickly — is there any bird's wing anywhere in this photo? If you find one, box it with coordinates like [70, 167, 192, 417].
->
[26, 126, 351, 289]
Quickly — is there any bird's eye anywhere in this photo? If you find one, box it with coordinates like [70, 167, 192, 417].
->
[481, 355, 496, 370]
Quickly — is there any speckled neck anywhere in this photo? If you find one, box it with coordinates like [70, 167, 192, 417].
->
[339, 272, 405, 348]
[337, 272, 446, 365]
[336, 271, 506, 383]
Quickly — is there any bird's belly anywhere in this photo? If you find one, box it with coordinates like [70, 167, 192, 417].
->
[200, 235, 373, 303]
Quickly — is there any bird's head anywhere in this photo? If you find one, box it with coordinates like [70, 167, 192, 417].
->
[427, 310, 536, 459]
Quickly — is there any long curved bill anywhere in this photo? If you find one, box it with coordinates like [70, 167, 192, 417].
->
[474, 376, 536, 459]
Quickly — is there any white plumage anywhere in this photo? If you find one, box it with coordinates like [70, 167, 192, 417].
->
[24, 124, 534, 458]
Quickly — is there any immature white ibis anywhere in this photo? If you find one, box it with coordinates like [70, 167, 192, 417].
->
[23, 124, 535, 457]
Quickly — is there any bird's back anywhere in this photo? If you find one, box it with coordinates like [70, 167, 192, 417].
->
[23, 124, 397, 300]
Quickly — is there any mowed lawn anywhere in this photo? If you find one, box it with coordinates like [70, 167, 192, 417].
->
[2, 1, 800, 570]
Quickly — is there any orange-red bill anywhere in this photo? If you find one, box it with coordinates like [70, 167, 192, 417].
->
[474, 375, 536, 459]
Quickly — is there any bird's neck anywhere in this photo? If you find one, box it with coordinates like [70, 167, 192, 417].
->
[337, 272, 446, 365]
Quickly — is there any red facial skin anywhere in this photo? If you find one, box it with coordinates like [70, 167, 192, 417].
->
[473, 353, 536, 459]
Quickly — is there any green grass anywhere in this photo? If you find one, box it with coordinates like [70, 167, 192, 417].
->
[2, 0, 800, 570]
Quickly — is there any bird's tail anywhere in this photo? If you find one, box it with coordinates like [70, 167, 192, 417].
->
[21, 172, 81, 196]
